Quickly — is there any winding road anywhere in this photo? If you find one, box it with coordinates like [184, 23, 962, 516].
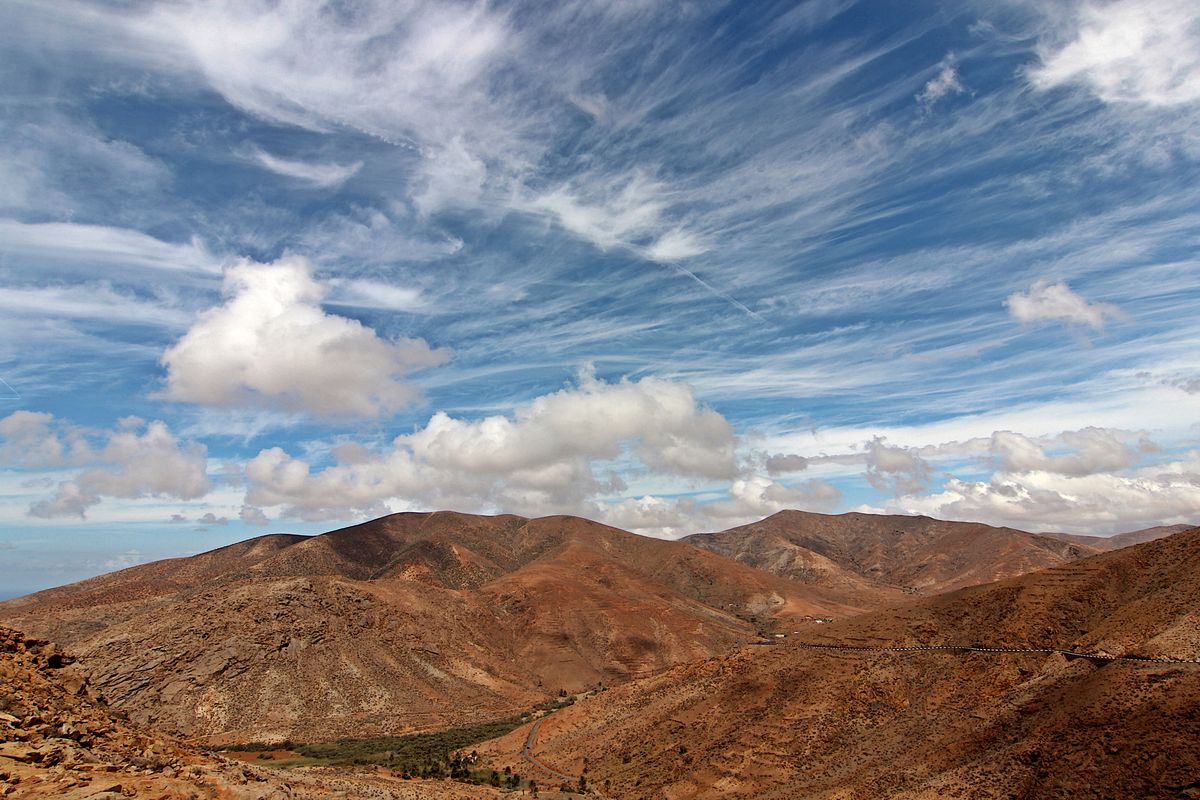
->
[522, 713, 576, 783]
[789, 641, 1200, 664]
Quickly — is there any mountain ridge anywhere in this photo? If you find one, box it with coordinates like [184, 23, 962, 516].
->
[0, 511, 881, 744]
[478, 525, 1200, 798]
[687, 509, 1101, 595]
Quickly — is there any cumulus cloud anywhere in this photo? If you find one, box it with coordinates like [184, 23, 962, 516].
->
[0, 411, 91, 468]
[244, 369, 738, 521]
[159, 256, 449, 417]
[1005, 280, 1123, 331]
[765, 453, 809, 475]
[828, 424, 1193, 533]
[917, 58, 965, 111]
[1029, 0, 1200, 106]
[599, 475, 841, 538]
[29, 481, 98, 519]
[1171, 377, 1200, 394]
[884, 455, 1200, 534]
[863, 437, 932, 495]
[239, 505, 270, 526]
[723, 474, 842, 518]
[15, 416, 210, 519]
[989, 427, 1150, 476]
[248, 146, 362, 188]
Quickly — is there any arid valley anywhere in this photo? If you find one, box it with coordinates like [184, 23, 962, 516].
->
[4, 1, 1200, 798]
[2, 510, 1198, 799]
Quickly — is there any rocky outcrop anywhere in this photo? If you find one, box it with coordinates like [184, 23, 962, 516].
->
[0, 626, 512, 799]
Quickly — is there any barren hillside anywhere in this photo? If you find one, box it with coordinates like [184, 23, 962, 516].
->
[0, 512, 892, 744]
[687, 510, 1098, 595]
[0, 625, 513, 800]
[481, 526, 1200, 799]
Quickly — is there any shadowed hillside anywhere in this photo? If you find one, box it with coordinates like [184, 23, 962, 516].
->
[481, 526, 1200, 799]
[1042, 523, 1195, 552]
[0, 511, 893, 744]
[0, 625, 516, 799]
[687, 510, 1097, 595]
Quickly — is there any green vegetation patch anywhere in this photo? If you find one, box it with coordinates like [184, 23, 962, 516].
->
[290, 715, 529, 775]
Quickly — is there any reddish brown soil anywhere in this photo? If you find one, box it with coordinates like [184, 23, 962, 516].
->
[0, 626, 508, 799]
[480, 527, 1200, 799]
[687, 509, 1099, 595]
[1043, 523, 1194, 552]
[0, 512, 889, 744]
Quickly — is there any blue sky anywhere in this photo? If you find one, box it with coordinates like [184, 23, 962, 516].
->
[2, 0, 1199, 595]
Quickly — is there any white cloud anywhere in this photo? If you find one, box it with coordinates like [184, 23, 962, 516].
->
[244, 368, 738, 521]
[1005, 279, 1123, 330]
[527, 172, 669, 252]
[989, 427, 1150, 476]
[0, 219, 219, 274]
[863, 437, 931, 495]
[328, 279, 430, 313]
[765, 453, 809, 475]
[248, 146, 362, 188]
[599, 475, 841, 538]
[722, 474, 842, 518]
[1029, 0, 1200, 106]
[12, 416, 211, 519]
[525, 171, 712, 266]
[644, 229, 711, 262]
[881, 454, 1200, 534]
[29, 481, 97, 519]
[917, 58, 965, 111]
[0, 411, 90, 468]
[100, 549, 146, 572]
[600, 495, 697, 538]
[129, 1, 513, 143]
[412, 137, 488, 216]
[0, 115, 169, 217]
[239, 504, 270, 526]
[296, 207, 464, 266]
[158, 255, 450, 417]
[0, 283, 192, 328]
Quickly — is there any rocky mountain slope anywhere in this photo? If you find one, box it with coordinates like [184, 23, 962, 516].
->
[686, 510, 1097, 595]
[480, 526, 1200, 799]
[0, 625, 511, 800]
[1042, 523, 1195, 552]
[0, 512, 892, 745]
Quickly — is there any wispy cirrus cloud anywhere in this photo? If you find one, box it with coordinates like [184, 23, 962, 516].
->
[0, 219, 219, 275]
[247, 146, 362, 188]
[1029, 0, 1200, 107]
